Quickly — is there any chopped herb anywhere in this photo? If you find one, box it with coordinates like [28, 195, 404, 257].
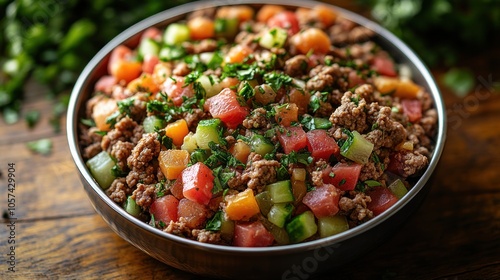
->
[117, 98, 135, 116]
[150, 213, 156, 228]
[329, 172, 336, 178]
[81, 118, 96, 127]
[340, 129, 355, 154]
[205, 211, 223, 231]
[158, 221, 166, 228]
[306, 183, 316, 192]
[371, 123, 380, 130]
[263, 72, 295, 91]
[95, 131, 107, 136]
[238, 81, 254, 100]
[156, 181, 166, 197]
[364, 180, 382, 187]
[339, 179, 347, 186]
[26, 138, 52, 155]
[355, 182, 366, 192]
[25, 110, 40, 128]
[207, 51, 223, 69]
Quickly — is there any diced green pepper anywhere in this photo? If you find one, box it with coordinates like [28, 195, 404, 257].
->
[388, 179, 408, 199]
[163, 23, 190, 45]
[318, 215, 349, 238]
[195, 118, 222, 149]
[250, 134, 274, 156]
[286, 211, 317, 243]
[255, 191, 273, 217]
[143, 115, 165, 133]
[86, 151, 116, 189]
[220, 213, 235, 242]
[340, 130, 374, 164]
[123, 196, 141, 217]
[266, 180, 294, 204]
[268, 203, 294, 228]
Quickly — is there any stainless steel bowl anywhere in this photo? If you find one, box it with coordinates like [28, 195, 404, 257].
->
[67, 0, 447, 279]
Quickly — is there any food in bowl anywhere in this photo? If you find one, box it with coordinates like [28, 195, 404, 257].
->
[79, 4, 438, 247]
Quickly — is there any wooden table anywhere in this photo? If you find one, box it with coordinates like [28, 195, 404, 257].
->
[1, 2, 499, 279]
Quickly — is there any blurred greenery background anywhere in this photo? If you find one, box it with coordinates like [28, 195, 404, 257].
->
[0, 0, 499, 131]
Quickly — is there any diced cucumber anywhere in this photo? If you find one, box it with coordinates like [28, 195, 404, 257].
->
[164, 23, 190, 45]
[123, 196, 141, 217]
[259, 27, 288, 49]
[220, 214, 235, 242]
[286, 211, 318, 243]
[195, 118, 222, 149]
[314, 117, 333, 130]
[197, 75, 222, 98]
[138, 38, 160, 59]
[190, 149, 209, 165]
[86, 151, 116, 190]
[159, 45, 186, 61]
[255, 191, 273, 217]
[143, 115, 165, 133]
[388, 179, 408, 199]
[318, 215, 349, 238]
[266, 180, 294, 204]
[214, 18, 239, 39]
[250, 134, 274, 156]
[261, 217, 290, 245]
[181, 132, 198, 152]
[340, 130, 374, 164]
[268, 203, 294, 228]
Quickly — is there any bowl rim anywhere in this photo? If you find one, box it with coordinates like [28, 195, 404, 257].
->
[67, 0, 447, 255]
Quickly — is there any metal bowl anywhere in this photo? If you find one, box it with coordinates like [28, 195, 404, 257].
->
[67, 0, 447, 279]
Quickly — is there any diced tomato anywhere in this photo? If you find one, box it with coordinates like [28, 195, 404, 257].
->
[367, 186, 398, 216]
[387, 151, 407, 177]
[149, 195, 179, 224]
[170, 177, 184, 200]
[277, 126, 308, 154]
[348, 71, 366, 88]
[142, 54, 160, 74]
[233, 221, 275, 247]
[141, 27, 162, 41]
[205, 88, 249, 129]
[372, 56, 397, 77]
[177, 198, 208, 228]
[401, 99, 422, 123]
[94, 75, 117, 94]
[302, 184, 340, 218]
[267, 11, 300, 35]
[162, 76, 194, 106]
[306, 130, 340, 160]
[181, 162, 214, 205]
[322, 162, 362, 191]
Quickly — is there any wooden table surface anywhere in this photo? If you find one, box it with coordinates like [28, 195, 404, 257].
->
[1, 2, 499, 279]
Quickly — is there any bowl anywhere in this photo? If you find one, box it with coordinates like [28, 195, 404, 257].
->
[67, 0, 447, 279]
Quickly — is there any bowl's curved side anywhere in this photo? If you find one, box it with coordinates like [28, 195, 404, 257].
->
[67, 0, 446, 279]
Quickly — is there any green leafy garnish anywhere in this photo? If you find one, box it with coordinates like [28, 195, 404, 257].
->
[26, 138, 53, 155]
[206, 211, 223, 231]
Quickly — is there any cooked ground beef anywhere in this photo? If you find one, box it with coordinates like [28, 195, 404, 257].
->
[242, 108, 270, 129]
[110, 141, 134, 172]
[132, 183, 156, 208]
[127, 132, 161, 170]
[241, 153, 280, 193]
[192, 229, 222, 244]
[106, 178, 132, 204]
[330, 91, 369, 132]
[339, 192, 373, 222]
[101, 116, 144, 152]
[284, 55, 310, 77]
[182, 39, 218, 54]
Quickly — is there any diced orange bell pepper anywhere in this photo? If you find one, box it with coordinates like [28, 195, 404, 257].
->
[158, 150, 190, 180]
[225, 189, 260, 221]
[165, 119, 189, 147]
[275, 103, 299, 127]
[229, 140, 251, 164]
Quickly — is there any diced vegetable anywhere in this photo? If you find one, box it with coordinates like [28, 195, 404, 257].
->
[255, 191, 273, 216]
[94, 75, 117, 94]
[108, 45, 142, 83]
[286, 211, 317, 243]
[194, 118, 222, 149]
[312, 5, 338, 27]
[143, 115, 165, 133]
[214, 18, 239, 39]
[164, 23, 190, 45]
[256, 5, 285, 23]
[205, 88, 249, 129]
[158, 150, 190, 180]
[388, 179, 408, 199]
[373, 76, 422, 99]
[229, 140, 251, 164]
[138, 38, 160, 58]
[386, 151, 407, 177]
[302, 184, 340, 218]
[322, 162, 362, 191]
[367, 186, 399, 216]
[254, 84, 277, 105]
[197, 74, 223, 98]
[306, 129, 340, 160]
[267, 11, 300, 35]
[181, 162, 214, 205]
[220, 214, 235, 242]
[225, 189, 261, 221]
[233, 221, 274, 247]
[372, 56, 397, 77]
[86, 151, 116, 190]
[170, 178, 184, 200]
[91, 97, 117, 131]
[126, 73, 159, 93]
[292, 168, 306, 181]
[340, 130, 374, 164]
[224, 44, 254, 64]
[268, 203, 294, 228]
[401, 99, 422, 123]
[313, 117, 332, 130]
[187, 17, 215, 40]
[291, 28, 331, 54]
[216, 5, 254, 23]
[181, 132, 198, 152]
[162, 76, 194, 106]
[123, 196, 141, 217]
[274, 103, 298, 126]
[318, 215, 349, 238]
[266, 180, 294, 204]
[250, 134, 274, 156]
[291, 179, 307, 204]
[149, 195, 179, 224]
[177, 198, 208, 228]
[165, 119, 189, 147]
[260, 217, 290, 245]
[259, 27, 288, 49]
[396, 141, 414, 151]
[277, 126, 308, 154]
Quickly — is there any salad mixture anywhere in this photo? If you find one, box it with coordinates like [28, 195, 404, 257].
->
[80, 4, 437, 246]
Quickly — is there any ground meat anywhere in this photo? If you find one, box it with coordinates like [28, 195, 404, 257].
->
[101, 116, 144, 152]
[348, 26, 375, 43]
[307, 64, 341, 92]
[365, 105, 407, 148]
[242, 108, 270, 129]
[126, 166, 158, 188]
[183, 39, 218, 54]
[354, 84, 375, 103]
[127, 133, 161, 170]
[284, 55, 310, 77]
[110, 141, 134, 172]
[396, 151, 429, 178]
[339, 192, 373, 221]
[227, 169, 249, 191]
[330, 91, 369, 132]
[241, 153, 280, 192]
[407, 123, 431, 148]
[183, 108, 206, 131]
[83, 143, 102, 159]
[164, 220, 192, 237]
[127, 94, 148, 122]
[172, 62, 191, 76]
[131, 183, 156, 208]
[106, 178, 132, 204]
[192, 229, 222, 244]
[359, 151, 390, 182]
[310, 159, 329, 187]
[420, 108, 438, 135]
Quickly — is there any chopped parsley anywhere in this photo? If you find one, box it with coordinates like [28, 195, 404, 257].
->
[205, 211, 223, 231]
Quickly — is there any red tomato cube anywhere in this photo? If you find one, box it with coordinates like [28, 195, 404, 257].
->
[177, 198, 208, 228]
[322, 162, 362, 191]
[162, 76, 194, 106]
[306, 130, 340, 160]
[372, 56, 397, 77]
[205, 88, 249, 129]
[401, 99, 422, 123]
[233, 221, 275, 247]
[277, 126, 308, 154]
[94, 75, 117, 94]
[302, 184, 340, 218]
[181, 162, 214, 205]
[267, 11, 300, 35]
[367, 186, 399, 216]
[142, 54, 159, 74]
[149, 195, 179, 224]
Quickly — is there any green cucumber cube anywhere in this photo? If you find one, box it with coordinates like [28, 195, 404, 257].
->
[318, 215, 349, 238]
[341, 130, 374, 164]
[313, 117, 332, 129]
[214, 18, 239, 39]
[268, 203, 294, 228]
[266, 180, 294, 204]
[259, 27, 288, 49]
[286, 211, 317, 243]
[143, 115, 165, 133]
[388, 179, 408, 199]
[195, 118, 222, 149]
[124, 196, 141, 217]
[250, 134, 274, 156]
[138, 38, 160, 58]
[86, 151, 116, 190]
[164, 23, 190, 45]
[220, 214, 235, 242]
[255, 191, 273, 217]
